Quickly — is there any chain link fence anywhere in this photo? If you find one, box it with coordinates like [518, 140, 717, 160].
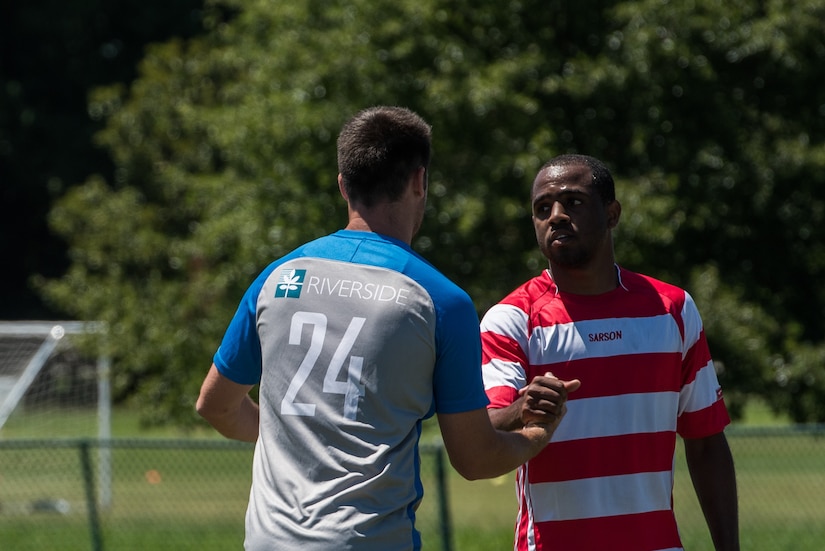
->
[1, 427, 824, 550]
[0, 439, 451, 551]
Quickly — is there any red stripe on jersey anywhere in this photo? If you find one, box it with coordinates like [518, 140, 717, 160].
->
[486, 385, 520, 409]
[544, 292, 677, 324]
[528, 510, 682, 550]
[530, 353, 682, 400]
[497, 268, 689, 324]
[515, 499, 531, 550]
[530, 271, 687, 326]
[528, 432, 677, 483]
[481, 330, 527, 366]
[677, 399, 731, 439]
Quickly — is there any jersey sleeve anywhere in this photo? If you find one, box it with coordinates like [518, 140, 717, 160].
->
[212, 268, 273, 386]
[676, 291, 731, 438]
[431, 289, 490, 414]
[480, 302, 530, 409]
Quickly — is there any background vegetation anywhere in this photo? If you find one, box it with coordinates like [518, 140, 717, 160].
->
[2, 0, 825, 426]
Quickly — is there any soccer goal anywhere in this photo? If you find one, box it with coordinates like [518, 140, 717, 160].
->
[0, 320, 112, 507]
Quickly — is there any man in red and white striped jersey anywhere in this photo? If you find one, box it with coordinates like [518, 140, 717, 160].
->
[481, 154, 739, 551]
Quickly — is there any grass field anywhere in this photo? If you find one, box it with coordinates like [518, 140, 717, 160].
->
[1, 400, 823, 550]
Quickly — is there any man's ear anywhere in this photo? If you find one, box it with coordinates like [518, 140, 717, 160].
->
[338, 173, 348, 200]
[411, 166, 427, 198]
[607, 200, 621, 229]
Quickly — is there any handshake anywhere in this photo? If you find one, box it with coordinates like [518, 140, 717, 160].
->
[519, 371, 581, 434]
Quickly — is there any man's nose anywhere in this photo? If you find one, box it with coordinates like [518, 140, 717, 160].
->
[549, 202, 569, 223]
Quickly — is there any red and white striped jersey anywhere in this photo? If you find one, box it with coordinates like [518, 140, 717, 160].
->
[480, 267, 731, 551]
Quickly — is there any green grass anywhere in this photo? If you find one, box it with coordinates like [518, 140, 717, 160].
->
[736, 396, 792, 426]
[0, 405, 222, 440]
[2, 402, 823, 550]
[0, 440, 252, 551]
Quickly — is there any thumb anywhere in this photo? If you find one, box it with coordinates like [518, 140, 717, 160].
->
[563, 379, 582, 393]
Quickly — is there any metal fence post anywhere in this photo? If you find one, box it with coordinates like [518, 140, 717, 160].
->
[79, 439, 104, 551]
[97, 348, 113, 510]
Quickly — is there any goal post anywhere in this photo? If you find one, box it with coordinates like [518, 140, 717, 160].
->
[0, 320, 112, 508]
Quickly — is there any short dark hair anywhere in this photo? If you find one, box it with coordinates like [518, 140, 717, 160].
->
[540, 154, 615, 203]
[337, 106, 432, 207]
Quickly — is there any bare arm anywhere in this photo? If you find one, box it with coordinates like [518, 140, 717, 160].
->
[439, 374, 580, 480]
[684, 432, 739, 551]
[488, 399, 525, 431]
[437, 408, 558, 480]
[196, 364, 259, 443]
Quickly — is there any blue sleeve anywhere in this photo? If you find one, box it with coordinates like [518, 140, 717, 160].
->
[212, 269, 271, 385]
[432, 288, 490, 414]
[214, 248, 309, 384]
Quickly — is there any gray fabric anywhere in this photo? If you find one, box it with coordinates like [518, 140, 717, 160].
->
[245, 257, 437, 551]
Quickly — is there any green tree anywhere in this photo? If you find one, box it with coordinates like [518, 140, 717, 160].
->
[598, 0, 825, 420]
[0, 0, 206, 318]
[40, 0, 825, 425]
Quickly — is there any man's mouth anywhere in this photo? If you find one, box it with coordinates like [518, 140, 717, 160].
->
[550, 231, 574, 244]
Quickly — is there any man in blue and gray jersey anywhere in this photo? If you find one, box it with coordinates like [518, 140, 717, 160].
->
[196, 105, 579, 551]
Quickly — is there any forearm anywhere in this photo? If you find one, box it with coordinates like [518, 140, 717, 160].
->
[488, 400, 526, 431]
[440, 406, 557, 480]
[200, 395, 260, 443]
[465, 424, 551, 480]
[685, 434, 740, 551]
[196, 364, 259, 443]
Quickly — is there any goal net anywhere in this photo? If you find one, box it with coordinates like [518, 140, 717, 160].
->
[0, 321, 114, 508]
[0, 321, 110, 439]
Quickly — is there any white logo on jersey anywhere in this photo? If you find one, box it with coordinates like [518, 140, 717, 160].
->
[305, 276, 409, 305]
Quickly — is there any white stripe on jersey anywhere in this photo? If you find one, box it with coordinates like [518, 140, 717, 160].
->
[528, 470, 675, 522]
[480, 303, 529, 351]
[553, 392, 679, 442]
[529, 314, 683, 363]
[679, 361, 721, 415]
[681, 292, 703, 358]
[482, 358, 526, 390]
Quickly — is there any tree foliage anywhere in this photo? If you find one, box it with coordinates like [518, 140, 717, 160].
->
[39, 0, 825, 425]
[0, 0, 206, 318]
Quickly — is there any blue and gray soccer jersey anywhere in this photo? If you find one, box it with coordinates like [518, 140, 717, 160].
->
[213, 230, 489, 551]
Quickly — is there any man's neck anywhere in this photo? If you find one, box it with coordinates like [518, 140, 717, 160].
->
[548, 261, 619, 295]
[345, 205, 413, 245]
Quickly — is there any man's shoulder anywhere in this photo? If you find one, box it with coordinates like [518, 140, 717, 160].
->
[503, 271, 556, 306]
[479, 273, 556, 325]
[309, 231, 474, 306]
[619, 267, 688, 306]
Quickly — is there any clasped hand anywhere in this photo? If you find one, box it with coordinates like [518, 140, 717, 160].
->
[519, 371, 581, 428]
